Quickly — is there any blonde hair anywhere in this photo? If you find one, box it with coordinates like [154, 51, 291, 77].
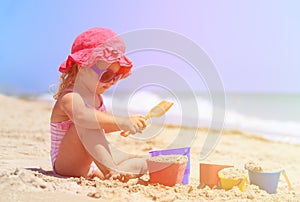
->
[53, 63, 79, 100]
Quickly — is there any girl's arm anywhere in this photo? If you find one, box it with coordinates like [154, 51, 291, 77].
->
[59, 92, 146, 134]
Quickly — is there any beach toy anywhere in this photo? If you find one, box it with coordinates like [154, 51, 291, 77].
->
[199, 163, 233, 189]
[149, 147, 190, 184]
[147, 155, 187, 186]
[282, 170, 292, 190]
[218, 168, 248, 192]
[247, 169, 292, 194]
[120, 100, 174, 137]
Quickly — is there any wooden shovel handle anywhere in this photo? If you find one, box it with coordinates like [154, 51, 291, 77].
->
[282, 170, 292, 190]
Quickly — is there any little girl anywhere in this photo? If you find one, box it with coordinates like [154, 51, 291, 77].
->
[50, 27, 148, 181]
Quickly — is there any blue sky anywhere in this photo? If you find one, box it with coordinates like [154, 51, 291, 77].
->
[0, 0, 300, 94]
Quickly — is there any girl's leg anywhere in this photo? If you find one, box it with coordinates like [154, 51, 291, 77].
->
[109, 145, 148, 165]
[109, 145, 149, 175]
[55, 125, 147, 180]
[79, 128, 149, 179]
[78, 127, 149, 179]
[74, 126, 122, 177]
[116, 156, 148, 177]
[54, 124, 105, 179]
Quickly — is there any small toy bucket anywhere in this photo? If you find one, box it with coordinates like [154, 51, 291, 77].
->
[147, 160, 187, 186]
[149, 147, 190, 184]
[218, 171, 248, 192]
[247, 169, 292, 194]
[199, 163, 233, 189]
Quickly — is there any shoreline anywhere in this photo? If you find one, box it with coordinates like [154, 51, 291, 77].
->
[4, 92, 300, 145]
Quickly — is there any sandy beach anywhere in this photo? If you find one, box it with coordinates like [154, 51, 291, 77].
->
[0, 94, 299, 202]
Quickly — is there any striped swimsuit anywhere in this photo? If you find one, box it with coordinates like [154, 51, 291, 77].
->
[50, 93, 106, 175]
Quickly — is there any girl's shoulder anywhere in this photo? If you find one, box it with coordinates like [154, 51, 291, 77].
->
[51, 94, 74, 122]
[51, 91, 83, 122]
[58, 90, 82, 104]
[55, 90, 81, 109]
[58, 87, 79, 99]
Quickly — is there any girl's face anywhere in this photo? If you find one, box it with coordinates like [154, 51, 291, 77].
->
[93, 62, 121, 94]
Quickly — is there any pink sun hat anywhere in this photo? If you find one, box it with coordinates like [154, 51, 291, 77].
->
[59, 27, 133, 74]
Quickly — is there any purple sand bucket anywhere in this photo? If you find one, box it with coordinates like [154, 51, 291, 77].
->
[248, 169, 282, 194]
[149, 147, 190, 185]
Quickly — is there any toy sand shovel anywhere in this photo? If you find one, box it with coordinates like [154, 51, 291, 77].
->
[120, 100, 174, 137]
[282, 170, 292, 190]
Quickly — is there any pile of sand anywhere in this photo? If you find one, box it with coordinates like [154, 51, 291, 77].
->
[218, 167, 247, 179]
[148, 155, 188, 163]
[245, 161, 283, 172]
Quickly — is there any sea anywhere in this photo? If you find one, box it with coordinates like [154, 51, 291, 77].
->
[16, 91, 300, 145]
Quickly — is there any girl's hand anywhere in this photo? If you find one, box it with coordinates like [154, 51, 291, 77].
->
[118, 115, 147, 135]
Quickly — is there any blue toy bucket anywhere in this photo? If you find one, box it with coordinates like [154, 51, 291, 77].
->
[248, 169, 282, 194]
